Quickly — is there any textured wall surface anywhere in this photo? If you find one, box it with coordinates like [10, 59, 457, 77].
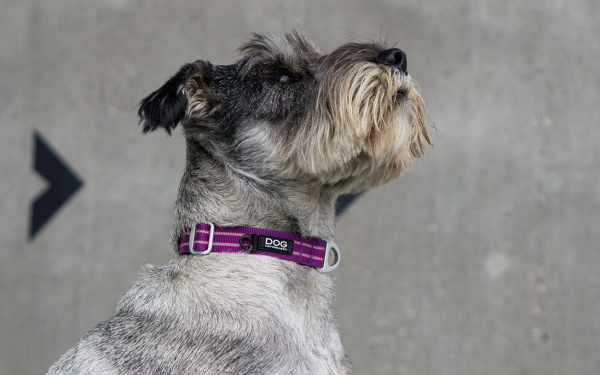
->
[1, 1, 599, 374]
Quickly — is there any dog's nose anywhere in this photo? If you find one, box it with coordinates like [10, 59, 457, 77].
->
[375, 48, 407, 73]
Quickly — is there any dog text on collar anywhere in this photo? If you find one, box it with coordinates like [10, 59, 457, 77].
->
[258, 235, 294, 255]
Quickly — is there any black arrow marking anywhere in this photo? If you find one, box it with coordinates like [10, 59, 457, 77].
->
[29, 131, 84, 240]
[335, 191, 365, 217]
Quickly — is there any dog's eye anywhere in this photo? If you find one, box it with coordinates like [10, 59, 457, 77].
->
[278, 73, 292, 84]
[277, 70, 300, 84]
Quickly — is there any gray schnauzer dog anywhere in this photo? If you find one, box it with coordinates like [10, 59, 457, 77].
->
[45, 31, 430, 374]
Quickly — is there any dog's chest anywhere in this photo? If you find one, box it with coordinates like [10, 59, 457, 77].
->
[112, 254, 348, 374]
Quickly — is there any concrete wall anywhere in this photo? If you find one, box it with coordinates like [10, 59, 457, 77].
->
[2, 1, 599, 374]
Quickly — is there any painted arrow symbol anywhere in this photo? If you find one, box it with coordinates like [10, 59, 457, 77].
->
[335, 192, 364, 217]
[29, 131, 84, 240]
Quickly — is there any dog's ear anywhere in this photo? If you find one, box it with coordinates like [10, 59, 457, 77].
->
[138, 61, 210, 134]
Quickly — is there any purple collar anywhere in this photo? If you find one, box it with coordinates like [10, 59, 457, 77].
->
[178, 222, 340, 272]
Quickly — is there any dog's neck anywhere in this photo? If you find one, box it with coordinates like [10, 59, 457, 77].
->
[169, 139, 338, 249]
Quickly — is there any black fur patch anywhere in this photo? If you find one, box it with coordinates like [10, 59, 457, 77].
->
[138, 62, 204, 134]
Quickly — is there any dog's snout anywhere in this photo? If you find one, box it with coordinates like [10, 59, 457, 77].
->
[376, 48, 407, 73]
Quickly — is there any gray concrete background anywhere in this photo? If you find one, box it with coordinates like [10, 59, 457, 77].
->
[1, 1, 599, 374]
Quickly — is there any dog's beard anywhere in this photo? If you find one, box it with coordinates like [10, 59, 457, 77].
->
[288, 62, 429, 186]
[403, 81, 429, 159]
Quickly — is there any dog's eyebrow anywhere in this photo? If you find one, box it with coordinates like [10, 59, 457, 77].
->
[237, 32, 320, 77]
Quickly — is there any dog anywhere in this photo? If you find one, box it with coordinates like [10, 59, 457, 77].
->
[44, 31, 430, 375]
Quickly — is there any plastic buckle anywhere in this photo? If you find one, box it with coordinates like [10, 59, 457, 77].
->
[239, 233, 258, 252]
[318, 240, 341, 273]
[188, 222, 214, 255]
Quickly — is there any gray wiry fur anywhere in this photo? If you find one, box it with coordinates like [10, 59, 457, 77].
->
[44, 31, 430, 375]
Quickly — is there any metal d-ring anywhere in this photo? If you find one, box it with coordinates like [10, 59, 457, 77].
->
[318, 240, 341, 273]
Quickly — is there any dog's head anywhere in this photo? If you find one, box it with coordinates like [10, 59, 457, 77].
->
[139, 31, 430, 192]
